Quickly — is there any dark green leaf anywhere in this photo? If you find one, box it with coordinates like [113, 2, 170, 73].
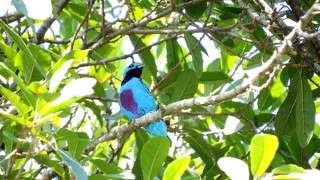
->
[294, 69, 315, 148]
[274, 80, 297, 135]
[199, 72, 230, 82]
[171, 69, 198, 101]
[185, 1, 207, 18]
[166, 39, 182, 70]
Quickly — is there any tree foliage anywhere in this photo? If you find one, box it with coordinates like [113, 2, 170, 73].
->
[1, 0, 320, 179]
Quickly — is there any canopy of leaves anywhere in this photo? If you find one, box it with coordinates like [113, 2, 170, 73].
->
[1, 0, 320, 179]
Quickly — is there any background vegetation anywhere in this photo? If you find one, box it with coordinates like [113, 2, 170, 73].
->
[1, 0, 320, 179]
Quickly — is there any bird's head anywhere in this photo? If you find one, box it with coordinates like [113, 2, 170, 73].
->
[123, 62, 144, 80]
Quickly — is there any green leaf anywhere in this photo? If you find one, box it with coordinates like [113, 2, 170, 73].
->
[56, 129, 90, 159]
[0, 109, 30, 125]
[221, 48, 237, 73]
[34, 151, 64, 176]
[14, 51, 34, 83]
[166, 39, 182, 70]
[294, 69, 315, 147]
[0, 41, 16, 61]
[185, 33, 203, 75]
[184, 129, 215, 169]
[91, 158, 122, 174]
[0, 62, 36, 107]
[272, 164, 304, 175]
[57, 148, 88, 180]
[185, 1, 207, 18]
[129, 35, 157, 80]
[199, 72, 230, 82]
[140, 137, 170, 180]
[0, 85, 29, 116]
[274, 80, 297, 135]
[163, 156, 191, 180]
[217, 157, 249, 180]
[250, 134, 279, 177]
[0, 20, 46, 79]
[171, 69, 198, 101]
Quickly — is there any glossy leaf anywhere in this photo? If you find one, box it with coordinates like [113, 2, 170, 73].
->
[140, 137, 170, 180]
[163, 156, 191, 180]
[250, 134, 279, 177]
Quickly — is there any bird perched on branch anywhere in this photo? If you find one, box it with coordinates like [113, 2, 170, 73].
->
[119, 62, 167, 136]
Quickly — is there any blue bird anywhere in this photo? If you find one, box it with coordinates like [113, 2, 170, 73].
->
[119, 62, 167, 136]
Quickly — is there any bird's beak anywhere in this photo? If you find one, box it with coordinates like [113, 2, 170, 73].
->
[137, 64, 144, 69]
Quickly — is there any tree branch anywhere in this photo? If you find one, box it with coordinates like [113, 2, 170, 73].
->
[35, 0, 69, 43]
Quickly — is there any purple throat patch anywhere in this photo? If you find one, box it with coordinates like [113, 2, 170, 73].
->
[120, 89, 138, 114]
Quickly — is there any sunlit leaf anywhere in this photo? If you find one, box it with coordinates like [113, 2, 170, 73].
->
[272, 164, 304, 175]
[218, 157, 249, 180]
[250, 134, 279, 177]
[163, 156, 191, 180]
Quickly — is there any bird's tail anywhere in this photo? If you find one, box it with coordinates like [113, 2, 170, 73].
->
[144, 119, 167, 136]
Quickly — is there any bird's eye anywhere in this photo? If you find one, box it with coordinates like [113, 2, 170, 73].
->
[128, 64, 134, 68]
